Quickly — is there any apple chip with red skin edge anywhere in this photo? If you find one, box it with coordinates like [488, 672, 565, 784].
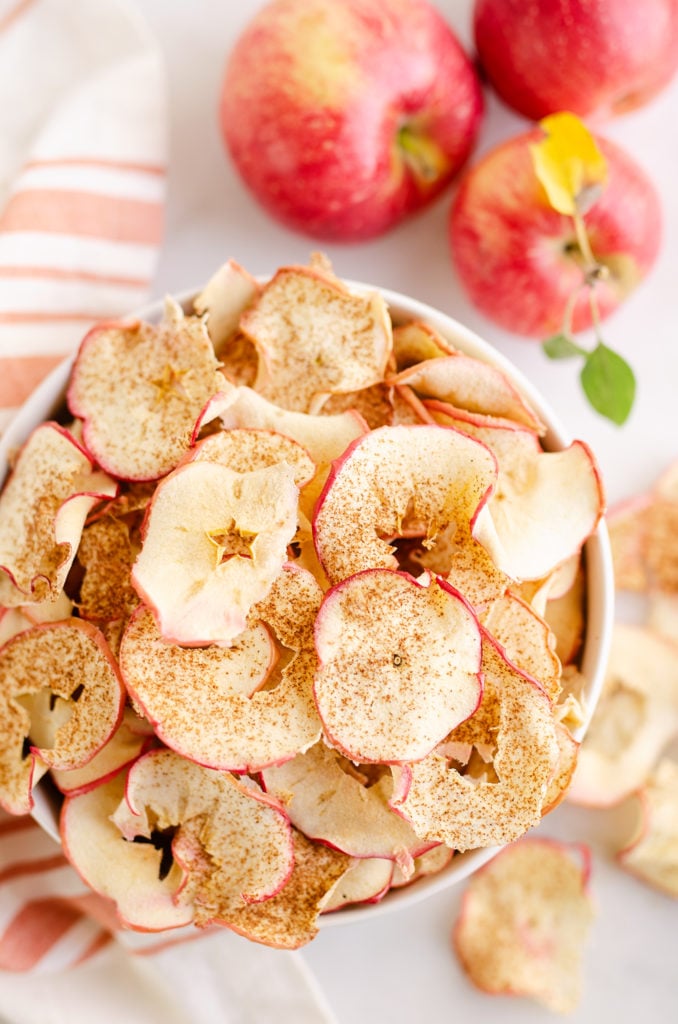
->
[0, 619, 124, 815]
[390, 385, 436, 426]
[320, 856, 393, 913]
[543, 565, 586, 666]
[77, 516, 139, 623]
[0, 423, 116, 607]
[195, 381, 368, 468]
[391, 629, 559, 851]
[617, 759, 678, 898]
[481, 591, 561, 701]
[321, 382, 396, 431]
[187, 428, 315, 488]
[51, 705, 155, 796]
[607, 494, 652, 591]
[390, 354, 545, 433]
[568, 623, 678, 808]
[392, 321, 455, 369]
[542, 722, 580, 815]
[228, 830, 352, 948]
[107, 749, 294, 928]
[262, 741, 431, 871]
[192, 259, 260, 356]
[412, 523, 510, 609]
[121, 565, 323, 773]
[313, 569, 483, 764]
[313, 424, 498, 588]
[67, 301, 225, 482]
[131, 460, 298, 647]
[390, 844, 454, 889]
[241, 265, 392, 414]
[454, 839, 594, 1015]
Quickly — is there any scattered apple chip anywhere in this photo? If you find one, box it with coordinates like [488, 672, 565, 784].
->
[617, 758, 678, 897]
[242, 265, 392, 413]
[132, 460, 298, 646]
[454, 839, 594, 1014]
[313, 569, 482, 763]
[607, 494, 652, 591]
[0, 423, 116, 607]
[68, 301, 225, 481]
[0, 620, 124, 814]
[193, 258, 260, 355]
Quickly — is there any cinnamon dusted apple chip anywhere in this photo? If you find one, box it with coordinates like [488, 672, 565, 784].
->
[412, 525, 510, 608]
[609, 460, 678, 596]
[0, 620, 124, 814]
[241, 265, 392, 414]
[68, 300, 225, 481]
[617, 758, 678, 897]
[0, 423, 116, 607]
[390, 354, 545, 432]
[189, 428, 315, 487]
[391, 629, 559, 851]
[313, 569, 482, 763]
[454, 839, 594, 1014]
[321, 382, 395, 430]
[77, 517, 139, 622]
[131, 460, 298, 646]
[51, 705, 154, 796]
[607, 494, 652, 591]
[229, 830, 351, 947]
[262, 741, 429, 871]
[481, 591, 561, 701]
[542, 722, 580, 814]
[313, 424, 497, 587]
[543, 564, 586, 665]
[568, 623, 678, 807]
[193, 258, 260, 356]
[121, 565, 323, 772]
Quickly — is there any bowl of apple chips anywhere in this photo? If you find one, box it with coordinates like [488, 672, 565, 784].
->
[0, 255, 612, 947]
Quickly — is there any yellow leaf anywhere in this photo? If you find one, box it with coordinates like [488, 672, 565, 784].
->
[529, 112, 608, 216]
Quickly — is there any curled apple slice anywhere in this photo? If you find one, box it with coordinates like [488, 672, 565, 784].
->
[617, 759, 678, 897]
[568, 624, 678, 808]
[242, 265, 392, 413]
[51, 705, 154, 796]
[132, 460, 298, 646]
[0, 423, 116, 607]
[608, 495, 652, 591]
[188, 428, 315, 487]
[390, 844, 454, 889]
[121, 565, 323, 772]
[77, 516, 139, 622]
[542, 722, 580, 814]
[391, 630, 559, 851]
[262, 741, 429, 870]
[314, 569, 482, 763]
[229, 830, 351, 947]
[454, 839, 594, 1014]
[313, 424, 497, 587]
[321, 856, 393, 912]
[0, 620, 124, 814]
[68, 301, 225, 481]
[481, 591, 561, 701]
[392, 321, 455, 368]
[193, 258, 260, 355]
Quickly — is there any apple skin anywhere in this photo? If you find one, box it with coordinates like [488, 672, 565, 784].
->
[220, 0, 483, 241]
[449, 131, 662, 338]
[474, 0, 678, 121]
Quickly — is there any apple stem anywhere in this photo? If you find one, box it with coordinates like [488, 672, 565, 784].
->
[397, 126, 447, 186]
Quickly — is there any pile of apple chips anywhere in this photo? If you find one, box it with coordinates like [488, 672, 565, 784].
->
[0, 256, 604, 947]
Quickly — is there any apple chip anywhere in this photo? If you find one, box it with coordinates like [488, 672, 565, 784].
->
[0, 620, 124, 814]
[0, 423, 116, 607]
[193, 258, 260, 355]
[313, 569, 482, 763]
[68, 301, 225, 481]
[242, 265, 392, 413]
[390, 385, 435, 425]
[321, 382, 395, 430]
[617, 759, 678, 897]
[454, 839, 594, 1014]
[321, 856, 393, 912]
[568, 623, 678, 807]
[481, 591, 561, 701]
[77, 516, 139, 622]
[607, 495, 652, 591]
[229, 830, 352, 947]
[391, 630, 559, 851]
[390, 844, 454, 888]
[392, 321, 455, 368]
[542, 722, 580, 814]
[188, 428, 315, 487]
[121, 565, 323, 772]
[543, 564, 586, 665]
[313, 424, 498, 586]
[51, 706, 154, 796]
[262, 741, 429, 870]
[132, 460, 298, 646]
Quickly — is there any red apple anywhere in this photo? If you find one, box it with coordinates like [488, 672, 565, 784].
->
[449, 131, 661, 338]
[474, 0, 678, 121]
[220, 0, 483, 241]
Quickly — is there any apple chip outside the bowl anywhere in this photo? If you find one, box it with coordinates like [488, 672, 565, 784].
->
[617, 758, 678, 897]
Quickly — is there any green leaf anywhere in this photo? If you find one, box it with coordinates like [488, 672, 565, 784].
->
[542, 334, 586, 359]
[580, 342, 636, 425]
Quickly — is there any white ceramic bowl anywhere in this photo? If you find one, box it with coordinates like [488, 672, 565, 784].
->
[0, 283, 614, 925]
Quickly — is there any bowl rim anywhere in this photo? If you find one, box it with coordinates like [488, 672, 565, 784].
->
[0, 280, 614, 926]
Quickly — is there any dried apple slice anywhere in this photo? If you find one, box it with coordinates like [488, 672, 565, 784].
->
[121, 565, 323, 772]
[241, 265, 392, 413]
[51, 706, 154, 796]
[321, 856, 393, 912]
[77, 516, 139, 622]
[390, 844, 454, 888]
[617, 759, 678, 897]
[542, 722, 580, 814]
[313, 569, 482, 763]
[454, 839, 594, 1014]
[392, 321, 455, 368]
[568, 623, 678, 808]
[607, 495, 652, 591]
[131, 460, 298, 646]
[262, 741, 429, 870]
[543, 565, 586, 666]
[193, 259, 260, 355]
[313, 424, 497, 587]
[390, 354, 544, 432]
[391, 630, 559, 851]
[229, 830, 352, 947]
[481, 591, 561, 701]
[68, 300, 225, 481]
[188, 428, 315, 487]
[321, 382, 395, 430]
[0, 619, 124, 814]
[0, 423, 116, 607]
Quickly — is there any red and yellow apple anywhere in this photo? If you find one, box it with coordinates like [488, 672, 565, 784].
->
[220, 0, 483, 241]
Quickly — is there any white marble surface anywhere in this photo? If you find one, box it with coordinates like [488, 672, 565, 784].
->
[135, 1, 678, 1020]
